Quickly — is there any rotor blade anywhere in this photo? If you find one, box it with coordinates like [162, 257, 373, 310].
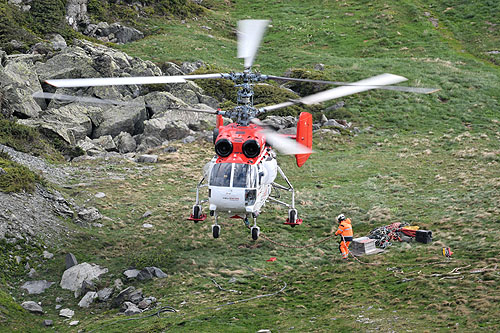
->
[299, 73, 407, 104]
[260, 73, 408, 113]
[267, 75, 440, 94]
[251, 118, 312, 155]
[172, 107, 219, 114]
[45, 73, 226, 88]
[32, 91, 131, 106]
[237, 19, 269, 69]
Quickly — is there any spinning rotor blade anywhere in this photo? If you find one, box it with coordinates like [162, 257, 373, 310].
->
[267, 75, 440, 94]
[33, 92, 219, 114]
[32, 91, 131, 106]
[251, 119, 312, 155]
[261, 73, 408, 113]
[237, 19, 269, 69]
[172, 107, 219, 114]
[45, 73, 225, 88]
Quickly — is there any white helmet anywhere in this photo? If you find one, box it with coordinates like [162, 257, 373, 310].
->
[337, 214, 346, 222]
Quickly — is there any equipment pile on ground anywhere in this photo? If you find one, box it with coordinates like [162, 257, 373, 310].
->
[368, 223, 429, 248]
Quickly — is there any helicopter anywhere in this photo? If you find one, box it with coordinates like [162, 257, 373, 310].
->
[39, 20, 438, 240]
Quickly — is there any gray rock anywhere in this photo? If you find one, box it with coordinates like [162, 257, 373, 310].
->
[55, 305, 62, 310]
[142, 223, 153, 228]
[97, 287, 113, 302]
[163, 146, 177, 153]
[180, 60, 204, 74]
[151, 267, 167, 278]
[34, 48, 99, 83]
[28, 268, 36, 278]
[59, 308, 74, 318]
[182, 135, 196, 144]
[137, 267, 154, 281]
[113, 131, 137, 153]
[143, 118, 191, 142]
[80, 279, 97, 295]
[0, 60, 43, 118]
[128, 289, 143, 304]
[136, 154, 158, 163]
[21, 301, 43, 314]
[92, 135, 117, 151]
[323, 119, 346, 129]
[123, 269, 140, 279]
[114, 25, 144, 44]
[69, 320, 79, 326]
[42, 251, 54, 259]
[55, 297, 63, 303]
[78, 207, 102, 222]
[112, 286, 135, 308]
[122, 301, 142, 315]
[137, 299, 150, 309]
[78, 291, 98, 308]
[161, 62, 184, 76]
[320, 114, 328, 124]
[66, 0, 89, 30]
[93, 99, 147, 138]
[43, 319, 53, 327]
[0, 167, 6, 175]
[114, 278, 124, 291]
[49, 34, 67, 50]
[262, 116, 297, 130]
[95, 192, 106, 198]
[142, 210, 152, 218]
[65, 253, 78, 269]
[60, 262, 108, 292]
[18, 104, 95, 144]
[21, 280, 54, 294]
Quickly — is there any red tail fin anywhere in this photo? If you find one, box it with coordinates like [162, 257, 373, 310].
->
[295, 112, 312, 167]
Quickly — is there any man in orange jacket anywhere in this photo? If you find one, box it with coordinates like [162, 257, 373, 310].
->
[334, 214, 353, 260]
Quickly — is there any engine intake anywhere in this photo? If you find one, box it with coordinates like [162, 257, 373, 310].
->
[215, 139, 233, 157]
[242, 139, 260, 158]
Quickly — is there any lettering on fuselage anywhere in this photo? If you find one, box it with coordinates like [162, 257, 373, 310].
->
[222, 197, 240, 201]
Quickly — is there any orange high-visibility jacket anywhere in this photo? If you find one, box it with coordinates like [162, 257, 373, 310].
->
[335, 218, 353, 237]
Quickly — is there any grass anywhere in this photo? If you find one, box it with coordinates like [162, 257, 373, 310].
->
[1, 0, 500, 331]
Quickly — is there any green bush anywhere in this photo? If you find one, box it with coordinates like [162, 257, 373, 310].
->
[28, 0, 67, 35]
[0, 154, 41, 193]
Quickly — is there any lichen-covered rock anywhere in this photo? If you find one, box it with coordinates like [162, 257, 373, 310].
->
[113, 131, 137, 153]
[21, 301, 43, 314]
[60, 263, 108, 292]
[92, 98, 147, 138]
[0, 60, 43, 118]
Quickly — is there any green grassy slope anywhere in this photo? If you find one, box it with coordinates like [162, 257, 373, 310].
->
[3, 0, 500, 331]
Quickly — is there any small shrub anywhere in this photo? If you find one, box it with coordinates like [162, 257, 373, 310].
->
[0, 156, 41, 193]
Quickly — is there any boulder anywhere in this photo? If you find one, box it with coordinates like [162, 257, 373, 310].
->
[21, 280, 54, 294]
[78, 207, 102, 222]
[113, 131, 137, 153]
[92, 98, 147, 138]
[180, 61, 204, 74]
[136, 154, 158, 163]
[112, 286, 135, 308]
[34, 47, 99, 82]
[144, 91, 189, 117]
[97, 287, 113, 302]
[92, 135, 117, 151]
[59, 308, 74, 318]
[65, 253, 78, 269]
[262, 116, 297, 130]
[21, 301, 43, 314]
[43, 319, 53, 327]
[60, 262, 108, 292]
[49, 34, 67, 50]
[18, 103, 95, 144]
[123, 269, 140, 279]
[323, 119, 346, 129]
[122, 301, 142, 315]
[78, 291, 98, 308]
[0, 60, 43, 118]
[143, 118, 191, 142]
[111, 24, 144, 44]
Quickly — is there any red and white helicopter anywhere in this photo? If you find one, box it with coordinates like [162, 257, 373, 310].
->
[40, 20, 438, 240]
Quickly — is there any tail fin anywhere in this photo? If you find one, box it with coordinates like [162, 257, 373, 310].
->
[295, 112, 313, 167]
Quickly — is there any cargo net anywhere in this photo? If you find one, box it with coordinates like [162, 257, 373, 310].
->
[368, 222, 417, 248]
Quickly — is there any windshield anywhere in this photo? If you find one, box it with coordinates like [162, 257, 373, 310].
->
[209, 163, 231, 187]
[233, 164, 250, 188]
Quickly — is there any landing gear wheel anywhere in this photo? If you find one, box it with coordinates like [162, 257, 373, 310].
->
[251, 226, 260, 240]
[288, 209, 297, 227]
[212, 225, 220, 239]
[193, 205, 201, 221]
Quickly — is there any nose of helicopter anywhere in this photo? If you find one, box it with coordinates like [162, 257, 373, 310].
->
[209, 186, 247, 212]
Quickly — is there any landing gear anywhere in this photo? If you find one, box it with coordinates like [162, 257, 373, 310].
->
[212, 224, 220, 238]
[288, 209, 297, 226]
[251, 226, 260, 240]
[251, 216, 259, 240]
[212, 214, 220, 239]
[193, 205, 201, 220]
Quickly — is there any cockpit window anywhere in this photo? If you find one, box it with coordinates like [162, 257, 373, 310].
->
[233, 164, 250, 188]
[209, 163, 231, 187]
